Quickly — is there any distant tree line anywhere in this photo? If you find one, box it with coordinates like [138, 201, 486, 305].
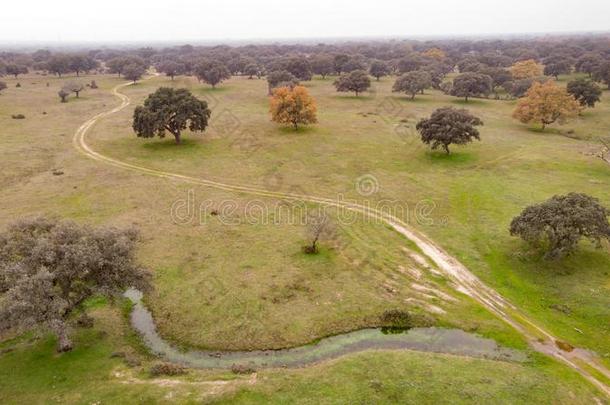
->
[0, 35, 608, 89]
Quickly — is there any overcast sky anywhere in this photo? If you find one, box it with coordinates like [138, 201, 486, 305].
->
[2, 0, 609, 44]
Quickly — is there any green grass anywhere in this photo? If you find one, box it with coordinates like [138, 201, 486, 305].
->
[0, 72, 609, 402]
[219, 351, 600, 404]
[86, 73, 609, 361]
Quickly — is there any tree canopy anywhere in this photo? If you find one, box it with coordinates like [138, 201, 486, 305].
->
[510, 59, 544, 79]
[369, 60, 390, 81]
[194, 60, 231, 88]
[267, 70, 299, 95]
[392, 71, 432, 99]
[512, 81, 580, 130]
[510, 193, 610, 259]
[416, 107, 483, 154]
[123, 64, 146, 83]
[450, 72, 493, 101]
[269, 85, 318, 130]
[333, 70, 371, 96]
[567, 78, 602, 108]
[592, 61, 610, 89]
[132, 87, 211, 144]
[0, 217, 150, 352]
[310, 54, 334, 79]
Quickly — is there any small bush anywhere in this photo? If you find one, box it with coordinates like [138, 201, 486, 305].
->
[380, 309, 413, 328]
[90, 80, 98, 89]
[149, 362, 186, 377]
[11, 114, 25, 119]
[15, 83, 21, 88]
[231, 363, 256, 374]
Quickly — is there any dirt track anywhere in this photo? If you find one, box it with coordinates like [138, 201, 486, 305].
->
[73, 78, 610, 398]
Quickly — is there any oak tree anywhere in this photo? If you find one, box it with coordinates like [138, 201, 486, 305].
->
[266, 70, 299, 95]
[62, 81, 84, 98]
[392, 71, 431, 99]
[269, 85, 317, 130]
[369, 60, 390, 81]
[0, 217, 151, 352]
[310, 54, 334, 79]
[512, 81, 580, 130]
[450, 72, 493, 101]
[333, 70, 371, 96]
[510, 193, 610, 259]
[133, 87, 211, 144]
[5, 64, 28, 78]
[123, 63, 146, 83]
[416, 107, 483, 154]
[157, 60, 183, 80]
[592, 61, 610, 89]
[567, 78, 602, 108]
[510, 59, 544, 80]
[194, 60, 231, 88]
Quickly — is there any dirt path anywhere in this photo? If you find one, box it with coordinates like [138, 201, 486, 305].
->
[73, 79, 610, 398]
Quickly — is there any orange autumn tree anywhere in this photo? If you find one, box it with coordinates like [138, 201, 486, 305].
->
[513, 81, 580, 130]
[423, 47, 446, 61]
[269, 85, 318, 130]
[510, 59, 544, 79]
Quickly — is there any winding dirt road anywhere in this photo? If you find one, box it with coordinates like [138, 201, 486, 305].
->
[73, 79, 610, 398]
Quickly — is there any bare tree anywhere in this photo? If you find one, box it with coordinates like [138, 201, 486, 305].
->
[62, 81, 84, 98]
[303, 213, 335, 254]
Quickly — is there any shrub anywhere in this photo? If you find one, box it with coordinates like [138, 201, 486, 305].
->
[11, 114, 25, 119]
[231, 364, 256, 374]
[380, 309, 413, 328]
[149, 362, 187, 377]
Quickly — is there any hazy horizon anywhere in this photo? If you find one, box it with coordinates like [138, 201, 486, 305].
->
[1, 0, 608, 47]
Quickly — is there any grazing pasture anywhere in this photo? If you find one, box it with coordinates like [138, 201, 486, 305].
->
[0, 68, 609, 403]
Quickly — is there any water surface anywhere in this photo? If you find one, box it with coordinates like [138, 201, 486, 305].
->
[125, 288, 526, 369]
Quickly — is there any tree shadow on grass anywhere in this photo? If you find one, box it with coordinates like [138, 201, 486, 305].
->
[450, 98, 489, 106]
[330, 94, 376, 101]
[393, 95, 435, 103]
[140, 137, 203, 151]
[277, 125, 318, 135]
[524, 126, 575, 138]
[198, 86, 232, 93]
[505, 239, 610, 277]
[421, 149, 477, 165]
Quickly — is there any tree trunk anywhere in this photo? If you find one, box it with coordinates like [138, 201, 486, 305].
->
[311, 237, 318, 253]
[293, 121, 299, 131]
[50, 321, 73, 353]
[411, 93, 415, 100]
[355, 91, 359, 96]
[57, 329, 73, 352]
[465, 96, 469, 102]
[541, 122, 546, 131]
[174, 132, 182, 144]
[443, 144, 450, 154]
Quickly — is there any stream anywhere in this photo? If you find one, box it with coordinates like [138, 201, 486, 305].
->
[125, 289, 526, 369]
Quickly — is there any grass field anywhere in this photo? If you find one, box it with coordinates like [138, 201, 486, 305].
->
[0, 70, 609, 403]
